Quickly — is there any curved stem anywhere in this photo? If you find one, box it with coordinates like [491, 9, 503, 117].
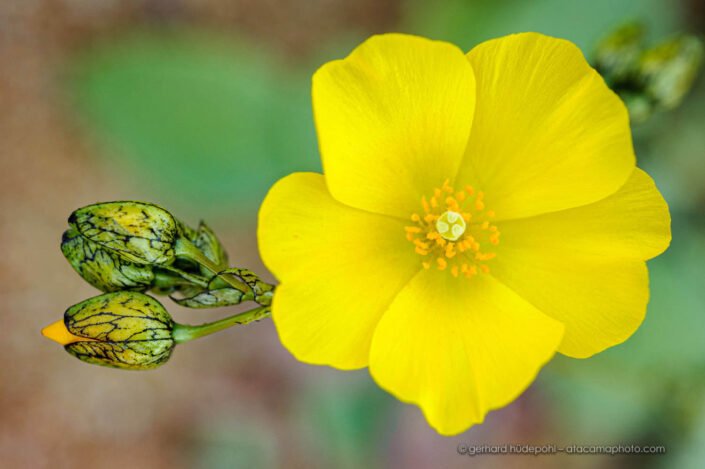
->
[172, 306, 270, 344]
[174, 238, 250, 294]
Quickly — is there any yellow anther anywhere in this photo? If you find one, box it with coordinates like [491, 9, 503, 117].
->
[437, 257, 448, 270]
[475, 252, 496, 261]
[414, 239, 429, 249]
[451, 266, 459, 277]
[445, 196, 459, 211]
[422, 261, 431, 269]
[411, 213, 421, 222]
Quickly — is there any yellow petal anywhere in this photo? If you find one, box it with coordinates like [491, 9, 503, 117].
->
[457, 32, 635, 220]
[497, 168, 671, 262]
[368, 269, 564, 435]
[490, 168, 669, 358]
[313, 33, 476, 218]
[258, 173, 420, 369]
[494, 260, 649, 359]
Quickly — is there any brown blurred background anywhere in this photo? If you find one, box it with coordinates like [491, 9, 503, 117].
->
[1, 1, 704, 468]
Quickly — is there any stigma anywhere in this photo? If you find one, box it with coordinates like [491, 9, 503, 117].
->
[405, 179, 500, 278]
[436, 211, 466, 241]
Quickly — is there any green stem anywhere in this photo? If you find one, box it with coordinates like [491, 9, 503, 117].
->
[172, 306, 270, 344]
[175, 238, 250, 294]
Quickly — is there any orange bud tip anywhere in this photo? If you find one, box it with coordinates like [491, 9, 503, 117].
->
[41, 319, 89, 346]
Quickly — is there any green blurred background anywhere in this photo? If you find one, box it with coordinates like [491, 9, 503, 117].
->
[1, 1, 704, 468]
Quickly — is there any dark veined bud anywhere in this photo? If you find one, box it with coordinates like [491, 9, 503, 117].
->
[61, 227, 155, 292]
[42, 291, 175, 370]
[69, 201, 179, 265]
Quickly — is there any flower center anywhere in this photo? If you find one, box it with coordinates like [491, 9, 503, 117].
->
[435, 211, 466, 241]
[405, 179, 500, 278]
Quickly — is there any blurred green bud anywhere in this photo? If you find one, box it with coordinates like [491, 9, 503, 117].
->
[594, 22, 645, 83]
[69, 201, 178, 265]
[619, 92, 655, 125]
[640, 35, 704, 110]
[42, 291, 175, 370]
[61, 227, 155, 292]
[594, 23, 703, 123]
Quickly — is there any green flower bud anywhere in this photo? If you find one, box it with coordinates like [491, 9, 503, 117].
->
[64, 200, 252, 299]
[69, 201, 178, 265]
[42, 291, 175, 370]
[61, 227, 155, 292]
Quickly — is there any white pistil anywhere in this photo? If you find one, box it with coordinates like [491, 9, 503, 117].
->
[436, 210, 466, 241]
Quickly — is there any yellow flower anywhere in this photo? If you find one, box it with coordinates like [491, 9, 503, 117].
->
[258, 33, 671, 435]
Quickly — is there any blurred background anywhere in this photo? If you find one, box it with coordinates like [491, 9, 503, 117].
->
[1, 0, 704, 468]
